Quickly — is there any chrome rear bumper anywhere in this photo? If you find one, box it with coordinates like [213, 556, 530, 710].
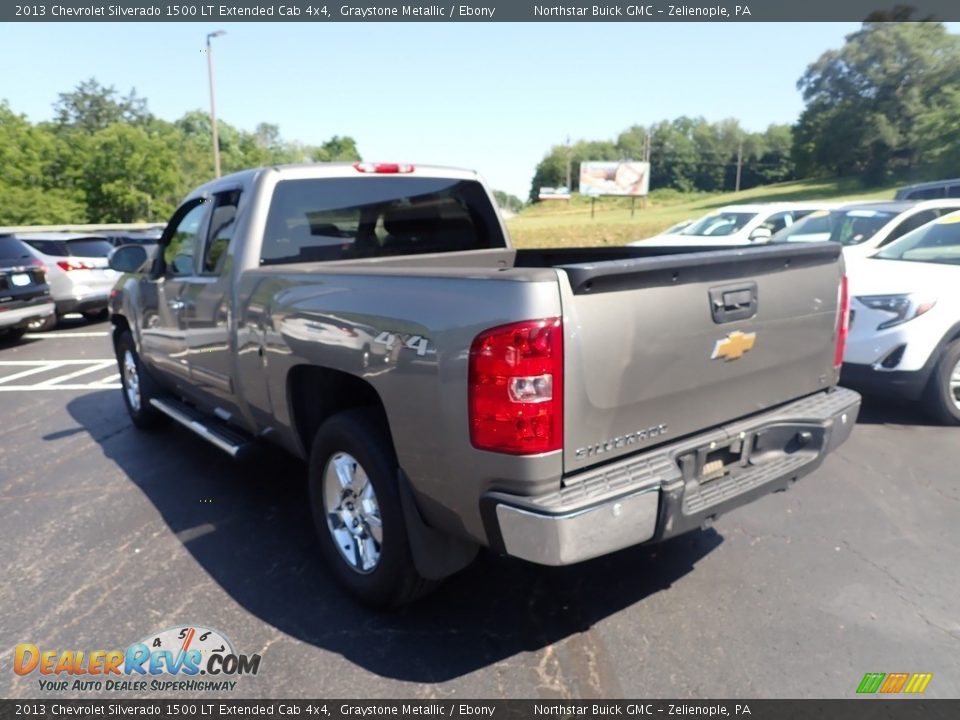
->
[486, 387, 861, 566]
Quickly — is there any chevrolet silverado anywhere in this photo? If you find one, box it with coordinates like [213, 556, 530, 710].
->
[108, 163, 861, 606]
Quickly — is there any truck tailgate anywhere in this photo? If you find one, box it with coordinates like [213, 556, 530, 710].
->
[554, 243, 844, 471]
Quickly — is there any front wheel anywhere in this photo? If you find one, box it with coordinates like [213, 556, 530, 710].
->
[308, 408, 434, 607]
[923, 338, 960, 425]
[114, 330, 169, 430]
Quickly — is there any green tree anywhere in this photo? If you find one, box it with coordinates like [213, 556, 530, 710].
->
[793, 22, 960, 184]
[493, 190, 524, 213]
[313, 136, 361, 162]
[81, 123, 182, 222]
[53, 78, 151, 133]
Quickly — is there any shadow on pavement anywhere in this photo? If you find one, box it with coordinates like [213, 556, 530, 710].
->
[66, 390, 722, 683]
[854, 394, 941, 427]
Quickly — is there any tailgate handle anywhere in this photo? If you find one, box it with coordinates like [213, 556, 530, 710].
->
[709, 282, 758, 324]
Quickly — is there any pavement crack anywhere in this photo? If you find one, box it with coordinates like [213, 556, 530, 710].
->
[841, 539, 959, 643]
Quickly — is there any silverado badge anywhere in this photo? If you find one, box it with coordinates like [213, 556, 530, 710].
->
[711, 330, 756, 361]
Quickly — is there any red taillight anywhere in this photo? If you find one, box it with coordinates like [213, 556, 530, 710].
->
[468, 318, 563, 455]
[56, 259, 96, 272]
[29, 258, 47, 280]
[834, 275, 850, 370]
[353, 162, 414, 174]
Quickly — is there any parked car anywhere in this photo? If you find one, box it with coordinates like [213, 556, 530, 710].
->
[894, 178, 960, 200]
[772, 200, 960, 258]
[13, 232, 120, 330]
[108, 162, 859, 607]
[0, 235, 54, 342]
[629, 203, 832, 247]
[841, 212, 960, 424]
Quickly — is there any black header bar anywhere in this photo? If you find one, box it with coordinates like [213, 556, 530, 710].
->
[0, 700, 956, 720]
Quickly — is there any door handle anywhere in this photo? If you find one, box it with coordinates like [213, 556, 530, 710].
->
[167, 299, 185, 312]
[708, 282, 758, 324]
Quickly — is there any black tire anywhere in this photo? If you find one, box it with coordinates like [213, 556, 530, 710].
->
[28, 313, 57, 332]
[1, 327, 27, 343]
[308, 408, 435, 608]
[83, 309, 109, 323]
[923, 338, 960, 425]
[114, 330, 169, 430]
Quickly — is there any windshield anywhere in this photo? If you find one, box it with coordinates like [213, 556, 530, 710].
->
[774, 208, 896, 246]
[875, 216, 960, 264]
[678, 212, 756, 237]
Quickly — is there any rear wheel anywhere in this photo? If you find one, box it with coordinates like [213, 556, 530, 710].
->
[923, 339, 960, 425]
[28, 313, 56, 332]
[308, 408, 434, 607]
[115, 330, 169, 430]
[83, 309, 109, 323]
[1, 327, 27, 343]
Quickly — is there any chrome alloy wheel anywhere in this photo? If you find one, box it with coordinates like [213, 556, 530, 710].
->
[123, 349, 141, 413]
[322, 452, 383, 573]
[950, 357, 960, 411]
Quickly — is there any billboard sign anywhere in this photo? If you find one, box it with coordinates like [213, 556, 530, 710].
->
[579, 161, 650, 196]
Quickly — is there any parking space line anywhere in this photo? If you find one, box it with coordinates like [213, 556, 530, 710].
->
[0, 359, 121, 391]
[0, 383, 121, 391]
[23, 332, 111, 339]
[0, 363, 60, 385]
[0, 359, 115, 365]
[36, 360, 117, 386]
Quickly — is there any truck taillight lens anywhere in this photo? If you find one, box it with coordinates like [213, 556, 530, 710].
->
[834, 275, 850, 370]
[469, 318, 563, 455]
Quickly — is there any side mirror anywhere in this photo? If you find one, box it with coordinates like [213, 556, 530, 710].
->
[749, 227, 773, 242]
[108, 244, 149, 273]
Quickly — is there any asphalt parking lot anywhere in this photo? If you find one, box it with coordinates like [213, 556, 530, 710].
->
[1, 320, 958, 700]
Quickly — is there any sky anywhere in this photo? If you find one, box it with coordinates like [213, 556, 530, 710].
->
[0, 22, 899, 198]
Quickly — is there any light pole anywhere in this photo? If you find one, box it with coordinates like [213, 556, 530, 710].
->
[206, 30, 226, 178]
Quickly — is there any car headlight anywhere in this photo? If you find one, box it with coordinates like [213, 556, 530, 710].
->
[856, 294, 937, 330]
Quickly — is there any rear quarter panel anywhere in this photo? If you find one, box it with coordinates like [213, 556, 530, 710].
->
[235, 265, 565, 543]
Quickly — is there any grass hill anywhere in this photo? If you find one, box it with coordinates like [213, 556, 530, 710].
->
[506, 177, 900, 248]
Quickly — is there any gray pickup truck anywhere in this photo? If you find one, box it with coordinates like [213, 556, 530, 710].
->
[108, 163, 861, 607]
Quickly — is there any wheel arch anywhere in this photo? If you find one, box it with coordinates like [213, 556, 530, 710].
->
[286, 364, 393, 458]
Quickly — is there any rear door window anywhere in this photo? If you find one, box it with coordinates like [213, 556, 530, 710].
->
[201, 190, 241, 275]
[260, 177, 504, 265]
[907, 187, 945, 200]
[22, 239, 67, 256]
[882, 210, 940, 245]
[65, 238, 114, 258]
[0, 237, 35, 262]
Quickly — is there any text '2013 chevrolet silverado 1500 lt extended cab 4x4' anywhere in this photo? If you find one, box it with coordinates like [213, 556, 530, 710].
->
[108, 162, 861, 607]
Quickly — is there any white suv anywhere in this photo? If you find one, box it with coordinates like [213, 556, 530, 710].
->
[842, 212, 960, 424]
[16, 232, 119, 330]
[629, 203, 832, 247]
[774, 199, 960, 258]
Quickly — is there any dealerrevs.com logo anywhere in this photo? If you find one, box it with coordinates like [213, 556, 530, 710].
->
[14, 625, 262, 693]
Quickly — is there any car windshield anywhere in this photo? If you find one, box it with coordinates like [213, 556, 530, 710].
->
[678, 212, 757, 237]
[874, 216, 960, 265]
[773, 208, 896, 245]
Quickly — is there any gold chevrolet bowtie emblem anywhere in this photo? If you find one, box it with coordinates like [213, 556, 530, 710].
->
[711, 330, 756, 361]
